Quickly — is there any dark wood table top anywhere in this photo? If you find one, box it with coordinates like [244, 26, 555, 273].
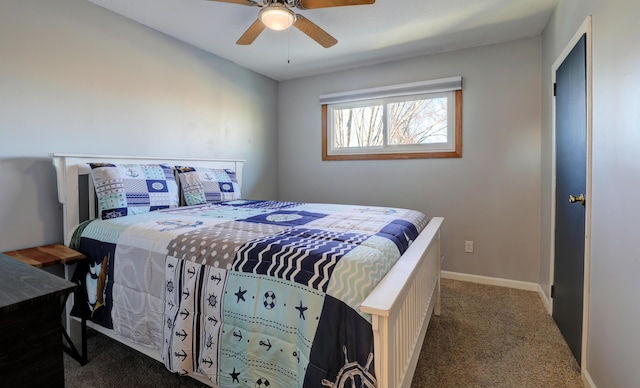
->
[0, 253, 76, 313]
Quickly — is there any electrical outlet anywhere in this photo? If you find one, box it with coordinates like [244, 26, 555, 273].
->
[465, 240, 474, 253]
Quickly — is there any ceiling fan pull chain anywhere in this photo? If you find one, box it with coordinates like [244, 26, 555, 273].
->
[288, 26, 291, 63]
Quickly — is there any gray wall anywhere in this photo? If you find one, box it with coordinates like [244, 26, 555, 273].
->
[9, 0, 638, 384]
[278, 38, 542, 283]
[0, 0, 278, 252]
[541, 0, 640, 385]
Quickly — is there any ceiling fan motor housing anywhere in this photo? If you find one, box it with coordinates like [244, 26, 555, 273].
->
[259, 3, 296, 31]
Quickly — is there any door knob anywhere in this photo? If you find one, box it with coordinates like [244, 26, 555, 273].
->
[568, 193, 586, 206]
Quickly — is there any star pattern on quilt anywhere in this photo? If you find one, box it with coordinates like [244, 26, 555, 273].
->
[230, 367, 240, 382]
[235, 287, 247, 302]
[296, 301, 308, 320]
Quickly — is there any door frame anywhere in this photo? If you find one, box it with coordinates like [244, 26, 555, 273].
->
[550, 15, 592, 370]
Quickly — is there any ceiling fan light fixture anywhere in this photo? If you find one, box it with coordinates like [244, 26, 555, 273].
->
[259, 4, 295, 31]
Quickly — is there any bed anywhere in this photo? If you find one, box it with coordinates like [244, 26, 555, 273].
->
[52, 153, 443, 388]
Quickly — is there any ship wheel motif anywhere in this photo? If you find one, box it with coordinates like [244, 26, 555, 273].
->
[321, 346, 376, 388]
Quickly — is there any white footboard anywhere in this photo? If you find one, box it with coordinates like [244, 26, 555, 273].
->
[361, 217, 442, 388]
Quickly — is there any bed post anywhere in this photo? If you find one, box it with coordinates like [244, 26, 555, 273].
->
[434, 231, 442, 317]
[52, 154, 81, 247]
[51, 155, 85, 349]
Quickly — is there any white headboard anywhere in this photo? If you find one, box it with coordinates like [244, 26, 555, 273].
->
[51, 153, 245, 246]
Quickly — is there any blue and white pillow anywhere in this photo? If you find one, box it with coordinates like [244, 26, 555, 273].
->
[175, 166, 241, 206]
[89, 163, 179, 219]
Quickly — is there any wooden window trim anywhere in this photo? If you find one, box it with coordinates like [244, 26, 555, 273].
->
[322, 90, 462, 161]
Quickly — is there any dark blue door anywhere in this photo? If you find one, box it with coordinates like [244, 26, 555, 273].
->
[553, 34, 587, 365]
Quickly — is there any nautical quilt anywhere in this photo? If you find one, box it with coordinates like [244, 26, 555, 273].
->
[71, 200, 429, 387]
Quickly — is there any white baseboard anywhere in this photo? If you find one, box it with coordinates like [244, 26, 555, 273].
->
[583, 368, 596, 388]
[443, 271, 597, 386]
[441, 271, 539, 291]
[440, 271, 553, 314]
[537, 284, 553, 314]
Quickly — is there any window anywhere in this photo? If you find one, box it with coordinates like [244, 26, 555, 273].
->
[321, 77, 462, 160]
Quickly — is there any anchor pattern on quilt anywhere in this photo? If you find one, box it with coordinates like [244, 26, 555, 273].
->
[162, 254, 228, 384]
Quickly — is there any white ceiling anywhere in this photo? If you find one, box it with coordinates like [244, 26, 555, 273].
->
[87, 0, 558, 81]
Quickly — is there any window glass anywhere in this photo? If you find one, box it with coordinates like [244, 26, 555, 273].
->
[387, 96, 448, 145]
[333, 104, 383, 149]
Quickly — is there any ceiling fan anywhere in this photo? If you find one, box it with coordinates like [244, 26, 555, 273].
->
[208, 0, 375, 48]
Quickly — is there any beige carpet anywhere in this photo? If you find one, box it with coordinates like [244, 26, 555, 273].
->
[64, 279, 583, 387]
[411, 279, 583, 387]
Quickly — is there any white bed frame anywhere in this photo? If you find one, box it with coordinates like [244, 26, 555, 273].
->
[52, 153, 442, 388]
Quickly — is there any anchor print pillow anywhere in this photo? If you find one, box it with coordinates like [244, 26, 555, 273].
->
[175, 166, 241, 206]
[89, 163, 179, 219]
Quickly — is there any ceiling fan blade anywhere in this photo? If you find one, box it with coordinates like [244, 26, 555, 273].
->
[296, 0, 374, 10]
[293, 15, 337, 48]
[207, 0, 259, 6]
[236, 19, 266, 45]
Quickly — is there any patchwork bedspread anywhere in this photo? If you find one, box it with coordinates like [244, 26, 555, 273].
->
[71, 200, 429, 387]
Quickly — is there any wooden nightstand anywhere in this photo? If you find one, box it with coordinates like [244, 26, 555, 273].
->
[3, 244, 88, 367]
